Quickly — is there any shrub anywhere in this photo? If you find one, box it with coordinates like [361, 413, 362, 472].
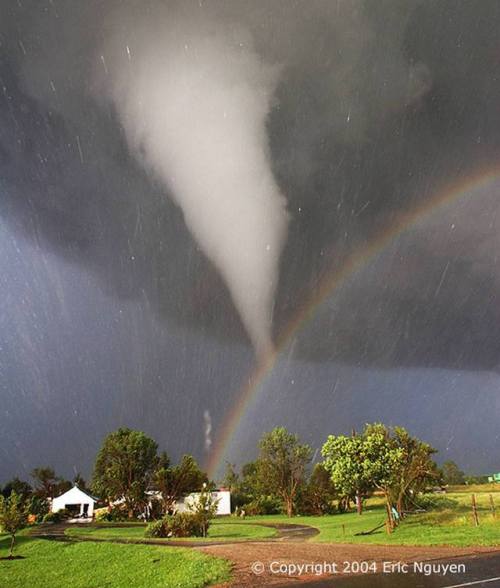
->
[145, 512, 209, 538]
[42, 511, 59, 523]
[145, 518, 167, 538]
[243, 495, 282, 516]
[42, 508, 71, 523]
[95, 505, 128, 522]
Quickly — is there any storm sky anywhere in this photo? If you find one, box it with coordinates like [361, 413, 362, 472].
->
[1, 0, 500, 481]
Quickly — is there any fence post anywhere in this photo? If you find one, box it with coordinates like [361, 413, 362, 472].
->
[471, 494, 479, 527]
[489, 494, 496, 518]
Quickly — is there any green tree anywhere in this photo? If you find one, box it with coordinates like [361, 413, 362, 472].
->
[321, 433, 373, 515]
[222, 461, 273, 513]
[441, 461, 465, 486]
[187, 482, 220, 537]
[323, 423, 438, 528]
[390, 426, 439, 515]
[0, 491, 28, 558]
[1, 478, 32, 503]
[255, 427, 312, 517]
[240, 461, 267, 498]
[153, 453, 207, 515]
[299, 463, 337, 515]
[353, 423, 404, 528]
[92, 428, 158, 518]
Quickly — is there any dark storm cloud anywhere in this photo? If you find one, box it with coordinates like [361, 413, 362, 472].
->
[1, 0, 500, 368]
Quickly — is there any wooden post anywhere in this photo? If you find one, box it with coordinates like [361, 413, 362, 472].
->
[471, 494, 479, 527]
[489, 494, 496, 518]
[342, 524, 346, 539]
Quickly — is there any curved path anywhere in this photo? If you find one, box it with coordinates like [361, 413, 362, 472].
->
[257, 523, 320, 542]
[29, 520, 318, 546]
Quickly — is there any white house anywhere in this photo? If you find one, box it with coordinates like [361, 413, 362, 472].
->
[174, 490, 231, 516]
[51, 485, 99, 518]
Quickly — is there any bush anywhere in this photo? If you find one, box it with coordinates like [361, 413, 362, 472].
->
[43, 509, 71, 523]
[95, 505, 128, 522]
[145, 512, 209, 538]
[243, 495, 282, 516]
[145, 518, 167, 537]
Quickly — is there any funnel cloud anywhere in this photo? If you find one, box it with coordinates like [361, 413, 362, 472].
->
[99, 11, 288, 356]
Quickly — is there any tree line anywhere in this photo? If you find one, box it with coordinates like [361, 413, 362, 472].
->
[0, 423, 487, 529]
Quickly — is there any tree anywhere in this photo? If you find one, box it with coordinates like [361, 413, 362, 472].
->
[222, 461, 276, 513]
[464, 474, 489, 485]
[222, 462, 240, 492]
[31, 467, 60, 499]
[322, 423, 405, 526]
[31, 467, 71, 499]
[187, 482, 220, 537]
[353, 424, 406, 529]
[240, 461, 267, 498]
[1, 478, 32, 503]
[153, 453, 207, 515]
[321, 433, 373, 515]
[323, 423, 439, 529]
[73, 473, 87, 490]
[92, 428, 158, 518]
[390, 426, 439, 515]
[255, 427, 312, 517]
[26, 495, 49, 521]
[0, 492, 28, 558]
[441, 461, 465, 486]
[299, 463, 337, 515]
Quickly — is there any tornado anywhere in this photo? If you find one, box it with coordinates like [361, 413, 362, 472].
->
[100, 14, 288, 357]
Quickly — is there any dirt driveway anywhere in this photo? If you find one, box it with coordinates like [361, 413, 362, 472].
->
[200, 541, 499, 586]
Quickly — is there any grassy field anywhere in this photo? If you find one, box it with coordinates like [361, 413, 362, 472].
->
[247, 489, 500, 547]
[67, 519, 277, 542]
[0, 534, 230, 588]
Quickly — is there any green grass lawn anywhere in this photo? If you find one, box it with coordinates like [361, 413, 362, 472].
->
[66, 519, 277, 542]
[0, 534, 230, 588]
[246, 490, 500, 547]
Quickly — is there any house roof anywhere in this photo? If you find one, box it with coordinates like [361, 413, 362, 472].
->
[53, 484, 99, 502]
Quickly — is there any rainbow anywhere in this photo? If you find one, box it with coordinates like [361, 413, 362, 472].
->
[206, 166, 500, 478]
